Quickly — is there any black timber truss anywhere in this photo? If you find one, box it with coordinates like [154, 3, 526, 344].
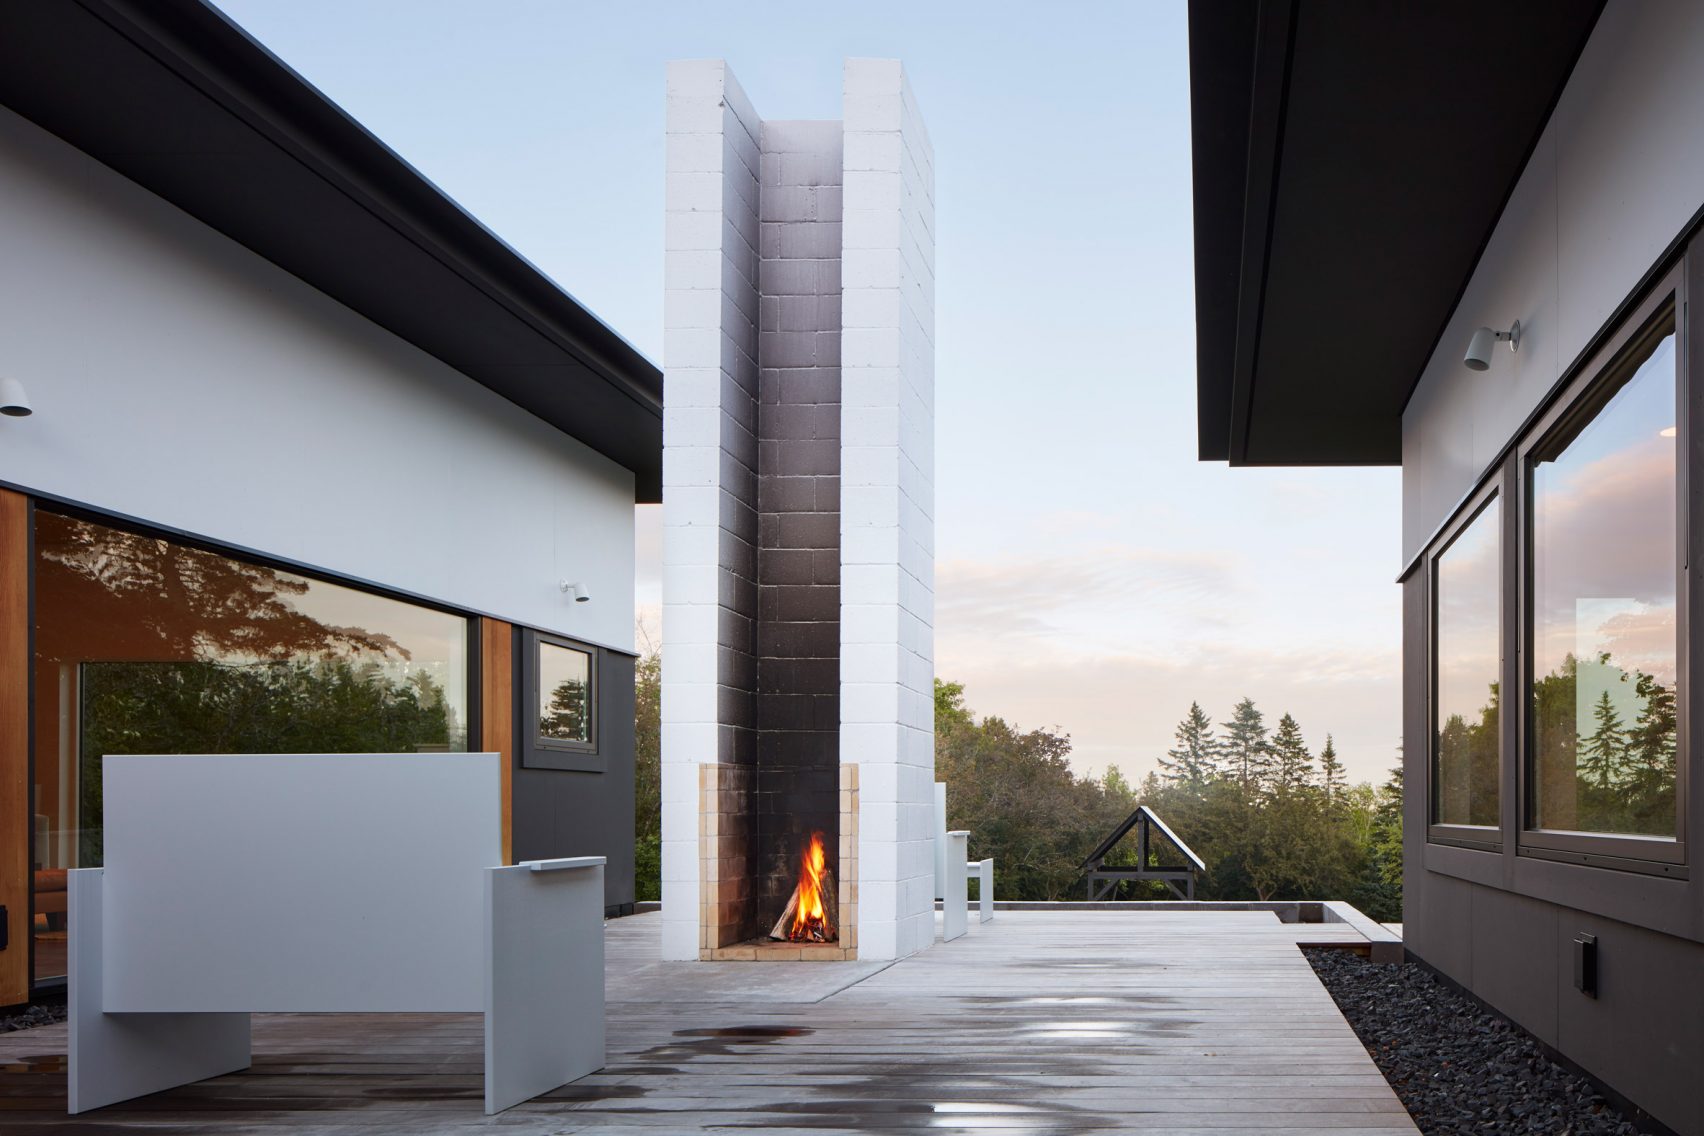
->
[1080, 806, 1206, 901]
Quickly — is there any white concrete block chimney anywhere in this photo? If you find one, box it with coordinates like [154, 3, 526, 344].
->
[660, 58, 935, 963]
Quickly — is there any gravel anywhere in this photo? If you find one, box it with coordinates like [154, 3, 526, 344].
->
[1305, 948, 1656, 1136]
[0, 999, 66, 1035]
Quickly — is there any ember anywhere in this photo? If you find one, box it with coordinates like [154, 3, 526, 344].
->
[768, 832, 837, 943]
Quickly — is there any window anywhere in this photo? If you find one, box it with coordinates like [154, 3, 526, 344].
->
[523, 630, 599, 770]
[30, 510, 472, 983]
[1527, 307, 1679, 848]
[1433, 494, 1500, 834]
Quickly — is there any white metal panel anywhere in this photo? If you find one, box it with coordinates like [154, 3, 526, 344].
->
[100, 753, 500, 1012]
[940, 832, 968, 942]
[66, 869, 250, 1114]
[483, 858, 607, 1113]
[0, 106, 635, 650]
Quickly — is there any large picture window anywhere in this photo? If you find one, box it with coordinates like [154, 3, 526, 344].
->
[29, 510, 472, 984]
[1433, 494, 1501, 833]
[1528, 307, 1679, 845]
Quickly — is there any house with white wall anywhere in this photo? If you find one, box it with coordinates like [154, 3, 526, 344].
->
[1192, 2, 1704, 1132]
[0, 0, 660, 1009]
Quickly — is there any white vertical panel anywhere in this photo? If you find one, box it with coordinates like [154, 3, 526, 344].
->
[101, 753, 500, 1012]
[67, 869, 250, 1114]
[484, 859, 606, 1114]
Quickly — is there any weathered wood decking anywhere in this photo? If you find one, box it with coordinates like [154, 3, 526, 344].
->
[0, 909, 1416, 1134]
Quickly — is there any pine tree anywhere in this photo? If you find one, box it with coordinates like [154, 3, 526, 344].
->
[1318, 734, 1344, 802]
[1269, 713, 1313, 792]
[1579, 689, 1627, 790]
[1159, 702, 1218, 789]
[1220, 697, 1271, 789]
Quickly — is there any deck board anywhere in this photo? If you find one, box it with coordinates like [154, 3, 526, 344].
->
[0, 908, 1415, 1133]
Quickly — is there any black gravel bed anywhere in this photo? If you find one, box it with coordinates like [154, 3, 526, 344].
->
[0, 999, 66, 1034]
[1305, 948, 1657, 1135]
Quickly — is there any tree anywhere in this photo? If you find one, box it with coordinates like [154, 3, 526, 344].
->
[1220, 697, 1271, 788]
[633, 651, 661, 901]
[1269, 713, 1314, 793]
[1579, 689, 1626, 791]
[1319, 734, 1344, 802]
[1159, 702, 1218, 790]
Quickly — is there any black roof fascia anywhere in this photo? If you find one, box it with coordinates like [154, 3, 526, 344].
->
[1188, 0, 1603, 469]
[0, 0, 664, 501]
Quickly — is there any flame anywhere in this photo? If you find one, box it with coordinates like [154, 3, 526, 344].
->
[787, 832, 831, 942]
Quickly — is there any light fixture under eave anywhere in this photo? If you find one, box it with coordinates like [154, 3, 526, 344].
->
[559, 580, 590, 604]
[1465, 320, 1521, 372]
[0, 375, 32, 417]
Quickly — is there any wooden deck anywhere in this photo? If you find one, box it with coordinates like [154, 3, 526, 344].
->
[0, 909, 1416, 1134]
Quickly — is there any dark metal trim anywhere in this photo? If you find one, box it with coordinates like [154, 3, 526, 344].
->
[1426, 482, 1503, 847]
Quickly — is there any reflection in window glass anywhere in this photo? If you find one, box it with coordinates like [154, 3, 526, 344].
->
[30, 512, 470, 983]
[538, 641, 592, 744]
[1434, 498, 1500, 828]
[1530, 317, 1677, 838]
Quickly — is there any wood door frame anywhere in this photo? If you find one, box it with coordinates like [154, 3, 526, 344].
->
[0, 489, 29, 1007]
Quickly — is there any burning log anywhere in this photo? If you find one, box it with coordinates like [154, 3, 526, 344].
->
[769, 831, 837, 942]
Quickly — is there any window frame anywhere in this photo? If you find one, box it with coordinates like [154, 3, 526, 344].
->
[1515, 271, 1688, 873]
[521, 628, 601, 772]
[1428, 482, 1504, 851]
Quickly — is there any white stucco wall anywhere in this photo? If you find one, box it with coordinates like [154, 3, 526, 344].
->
[0, 104, 636, 649]
[1402, 0, 1704, 564]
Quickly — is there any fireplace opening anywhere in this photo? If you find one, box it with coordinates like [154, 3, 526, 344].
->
[769, 831, 837, 943]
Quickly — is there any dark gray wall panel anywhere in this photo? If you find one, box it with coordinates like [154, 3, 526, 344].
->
[512, 648, 637, 913]
[1469, 886, 1558, 1043]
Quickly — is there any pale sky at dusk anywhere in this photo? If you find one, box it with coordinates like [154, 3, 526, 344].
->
[216, 1, 1403, 786]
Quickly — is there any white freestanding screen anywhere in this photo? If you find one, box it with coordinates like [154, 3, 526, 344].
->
[99, 753, 502, 1013]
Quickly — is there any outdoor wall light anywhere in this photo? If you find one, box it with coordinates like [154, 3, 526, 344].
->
[0, 375, 33, 417]
[1464, 321, 1521, 371]
[559, 580, 590, 604]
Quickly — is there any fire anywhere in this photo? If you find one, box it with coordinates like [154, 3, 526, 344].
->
[787, 833, 831, 942]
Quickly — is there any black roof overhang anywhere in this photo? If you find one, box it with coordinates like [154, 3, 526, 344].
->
[0, 0, 663, 501]
[1190, 0, 1603, 466]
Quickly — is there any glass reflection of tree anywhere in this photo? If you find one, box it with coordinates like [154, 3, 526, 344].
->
[540, 678, 589, 742]
[1436, 682, 1499, 826]
[1532, 651, 1676, 837]
[39, 518, 459, 864]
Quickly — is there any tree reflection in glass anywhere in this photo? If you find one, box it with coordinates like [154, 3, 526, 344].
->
[1530, 318, 1678, 838]
[1434, 497, 1500, 828]
[537, 641, 592, 744]
[32, 512, 470, 869]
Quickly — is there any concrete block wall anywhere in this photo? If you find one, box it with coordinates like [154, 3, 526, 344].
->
[840, 59, 937, 962]
[661, 59, 762, 961]
[754, 119, 845, 916]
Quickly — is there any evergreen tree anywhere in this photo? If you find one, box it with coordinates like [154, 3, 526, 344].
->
[1159, 702, 1218, 789]
[1579, 689, 1626, 791]
[1220, 697, 1271, 788]
[1269, 713, 1313, 792]
[1319, 734, 1344, 802]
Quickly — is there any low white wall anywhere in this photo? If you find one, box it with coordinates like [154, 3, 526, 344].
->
[0, 105, 635, 649]
[1402, 0, 1704, 564]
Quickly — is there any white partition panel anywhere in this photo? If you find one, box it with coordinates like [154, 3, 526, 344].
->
[484, 857, 607, 1114]
[100, 753, 501, 1012]
[942, 832, 969, 942]
[67, 869, 251, 1114]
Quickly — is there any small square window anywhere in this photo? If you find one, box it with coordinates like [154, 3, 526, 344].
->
[522, 632, 600, 771]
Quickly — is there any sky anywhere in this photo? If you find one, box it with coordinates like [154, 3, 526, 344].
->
[215, 0, 1403, 786]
